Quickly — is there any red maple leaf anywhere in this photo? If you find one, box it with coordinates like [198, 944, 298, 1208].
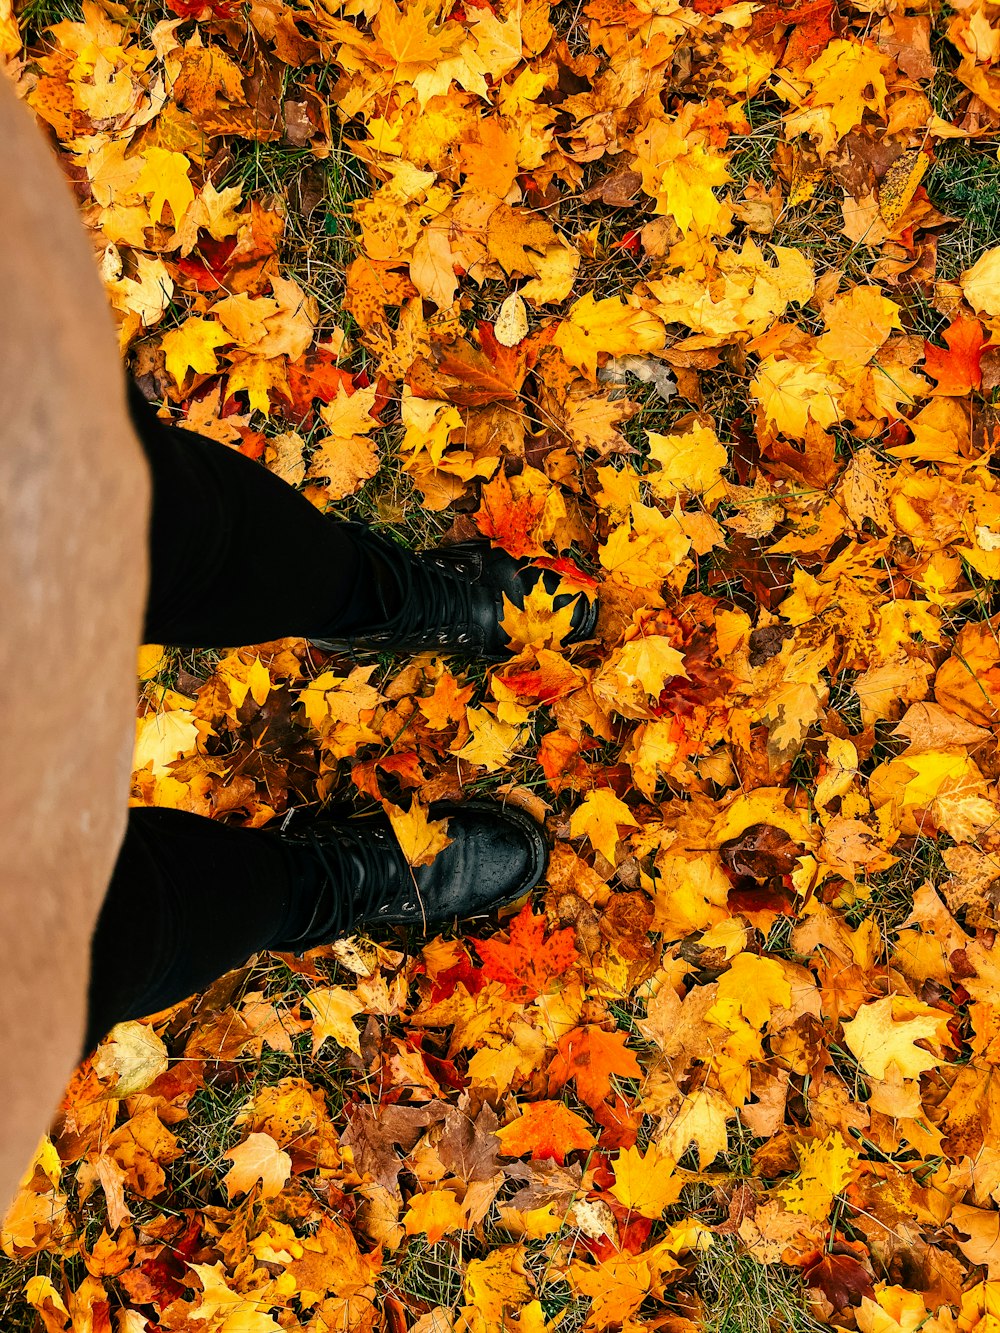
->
[175, 235, 238, 293]
[282, 349, 356, 425]
[168, 0, 241, 17]
[474, 902, 578, 1001]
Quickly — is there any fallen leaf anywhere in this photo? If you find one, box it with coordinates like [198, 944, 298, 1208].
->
[496, 1102, 597, 1162]
[385, 800, 452, 868]
[221, 1132, 292, 1200]
[305, 987, 365, 1057]
[474, 903, 578, 1001]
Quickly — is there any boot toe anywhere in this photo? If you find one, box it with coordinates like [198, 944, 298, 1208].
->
[415, 800, 548, 922]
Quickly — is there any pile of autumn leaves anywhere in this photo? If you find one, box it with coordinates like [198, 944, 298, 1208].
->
[10, 0, 1000, 1326]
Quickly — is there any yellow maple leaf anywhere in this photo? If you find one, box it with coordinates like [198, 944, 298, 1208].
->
[161, 317, 232, 386]
[213, 294, 280, 348]
[777, 1130, 859, 1221]
[651, 1088, 734, 1169]
[609, 1142, 684, 1218]
[254, 275, 317, 360]
[869, 749, 996, 842]
[625, 718, 687, 797]
[751, 356, 843, 439]
[400, 392, 464, 466]
[79, 64, 135, 122]
[658, 269, 754, 340]
[308, 434, 381, 501]
[454, 708, 525, 771]
[714, 954, 793, 1030]
[172, 180, 244, 257]
[953, 1204, 1000, 1279]
[300, 667, 383, 733]
[598, 502, 691, 589]
[92, 1022, 168, 1097]
[501, 582, 577, 651]
[569, 1238, 686, 1330]
[187, 1262, 282, 1331]
[84, 138, 143, 209]
[840, 995, 952, 1080]
[137, 643, 167, 682]
[633, 111, 732, 234]
[0, 0, 19, 57]
[247, 656, 272, 708]
[647, 423, 728, 500]
[136, 146, 195, 227]
[355, 192, 421, 264]
[305, 987, 364, 1056]
[505, 1301, 563, 1333]
[711, 787, 815, 850]
[319, 384, 379, 438]
[403, 1189, 466, 1243]
[385, 800, 452, 868]
[856, 1287, 931, 1333]
[462, 1245, 533, 1332]
[962, 247, 1000, 318]
[468, 5, 522, 78]
[265, 431, 307, 487]
[372, 0, 465, 79]
[408, 222, 457, 310]
[134, 708, 200, 776]
[568, 788, 638, 865]
[23, 1278, 69, 1331]
[226, 356, 288, 416]
[799, 40, 890, 140]
[593, 635, 688, 720]
[554, 292, 665, 380]
[222, 1132, 292, 1201]
[105, 253, 174, 330]
[519, 239, 580, 304]
[816, 286, 903, 368]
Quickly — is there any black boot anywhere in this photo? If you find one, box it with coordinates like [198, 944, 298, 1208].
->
[272, 799, 548, 949]
[309, 523, 598, 660]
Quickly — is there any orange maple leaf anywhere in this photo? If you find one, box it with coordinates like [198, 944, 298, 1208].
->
[403, 1189, 466, 1243]
[475, 470, 548, 558]
[496, 1101, 596, 1162]
[923, 317, 985, 395]
[474, 902, 578, 1001]
[547, 1025, 642, 1108]
[418, 670, 475, 730]
[417, 332, 526, 406]
[492, 649, 582, 706]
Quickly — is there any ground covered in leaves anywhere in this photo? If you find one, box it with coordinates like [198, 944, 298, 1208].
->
[5, 0, 1000, 1328]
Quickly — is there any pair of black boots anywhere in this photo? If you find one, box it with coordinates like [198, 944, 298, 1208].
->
[272, 526, 598, 951]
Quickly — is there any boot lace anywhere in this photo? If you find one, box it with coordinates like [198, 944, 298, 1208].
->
[384, 552, 483, 650]
[296, 823, 399, 945]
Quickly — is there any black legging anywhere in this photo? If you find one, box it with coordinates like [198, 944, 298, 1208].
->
[84, 384, 386, 1056]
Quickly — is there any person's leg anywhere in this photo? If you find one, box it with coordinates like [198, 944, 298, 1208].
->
[81, 394, 380, 1056]
[127, 380, 384, 648]
[84, 807, 328, 1056]
[128, 378, 597, 656]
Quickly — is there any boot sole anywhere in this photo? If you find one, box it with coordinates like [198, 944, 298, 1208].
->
[307, 636, 512, 663]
